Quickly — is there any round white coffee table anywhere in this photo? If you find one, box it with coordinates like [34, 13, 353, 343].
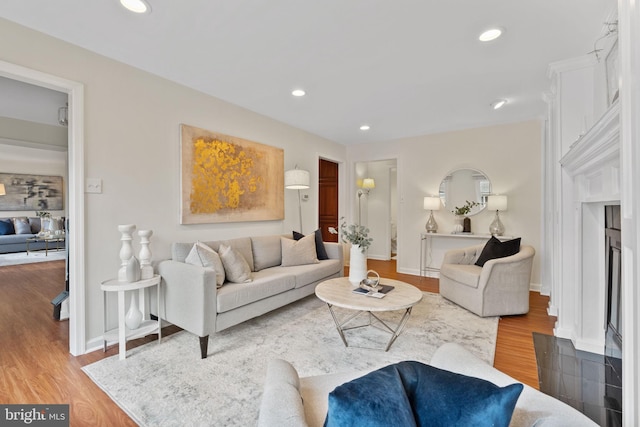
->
[315, 277, 423, 351]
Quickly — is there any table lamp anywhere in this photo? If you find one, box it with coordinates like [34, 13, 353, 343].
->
[487, 195, 507, 236]
[424, 196, 441, 233]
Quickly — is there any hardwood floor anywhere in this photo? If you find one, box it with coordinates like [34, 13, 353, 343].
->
[0, 258, 555, 425]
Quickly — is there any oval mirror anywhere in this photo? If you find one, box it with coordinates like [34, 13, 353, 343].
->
[439, 169, 491, 216]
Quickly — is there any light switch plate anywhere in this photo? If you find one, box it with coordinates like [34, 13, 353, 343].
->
[85, 178, 102, 194]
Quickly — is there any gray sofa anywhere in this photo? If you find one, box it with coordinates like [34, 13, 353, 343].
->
[257, 342, 598, 427]
[155, 234, 343, 358]
[0, 216, 49, 253]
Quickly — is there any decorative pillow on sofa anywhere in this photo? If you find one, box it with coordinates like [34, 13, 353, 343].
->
[185, 241, 225, 287]
[475, 236, 522, 267]
[28, 217, 41, 234]
[0, 218, 15, 235]
[251, 235, 282, 271]
[219, 244, 252, 283]
[293, 229, 329, 260]
[12, 217, 32, 234]
[324, 361, 523, 427]
[281, 235, 319, 267]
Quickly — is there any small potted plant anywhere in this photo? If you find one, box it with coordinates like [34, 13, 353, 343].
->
[451, 200, 479, 216]
[337, 218, 373, 285]
[338, 218, 373, 253]
[451, 201, 479, 233]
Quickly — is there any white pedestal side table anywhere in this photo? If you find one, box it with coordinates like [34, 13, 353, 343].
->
[101, 274, 162, 360]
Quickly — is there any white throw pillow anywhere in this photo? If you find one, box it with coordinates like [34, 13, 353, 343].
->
[185, 242, 225, 287]
[219, 244, 252, 283]
[281, 235, 319, 267]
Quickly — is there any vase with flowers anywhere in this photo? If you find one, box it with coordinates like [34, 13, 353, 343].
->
[451, 200, 479, 233]
[339, 218, 373, 285]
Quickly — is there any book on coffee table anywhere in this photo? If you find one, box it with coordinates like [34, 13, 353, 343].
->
[352, 284, 395, 297]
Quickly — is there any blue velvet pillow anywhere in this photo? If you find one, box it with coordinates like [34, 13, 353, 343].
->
[324, 362, 417, 427]
[0, 218, 15, 235]
[324, 361, 523, 427]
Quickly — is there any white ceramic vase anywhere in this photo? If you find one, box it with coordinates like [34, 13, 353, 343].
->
[348, 244, 368, 285]
[453, 216, 464, 233]
[126, 256, 141, 282]
[125, 293, 143, 330]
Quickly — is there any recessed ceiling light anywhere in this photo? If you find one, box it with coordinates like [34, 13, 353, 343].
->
[490, 99, 508, 110]
[120, 0, 151, 14]
[479, 28, 503, 42]
[291, 89, 306, 97]
[360, 125, 371, 131]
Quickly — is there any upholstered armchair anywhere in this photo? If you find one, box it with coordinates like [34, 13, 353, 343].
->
[439, 243, 535, 317]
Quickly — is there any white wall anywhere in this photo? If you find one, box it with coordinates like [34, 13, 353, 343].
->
[0, 18, 346, 348]
[347, 120, 543, 285]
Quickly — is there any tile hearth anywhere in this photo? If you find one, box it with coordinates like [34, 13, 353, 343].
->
[533, 333, 622, 426]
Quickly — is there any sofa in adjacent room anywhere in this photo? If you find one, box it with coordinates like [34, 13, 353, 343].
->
[0, 216, 65, 254]
[257, 342, 598, 427]
[155, 231, 343, 358]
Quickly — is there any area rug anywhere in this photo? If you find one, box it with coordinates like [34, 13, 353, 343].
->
[0, 250, 65, 267]
[83, 292, 498, 427]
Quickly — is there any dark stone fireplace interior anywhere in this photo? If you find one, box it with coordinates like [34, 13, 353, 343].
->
[533, 205, 622, 426]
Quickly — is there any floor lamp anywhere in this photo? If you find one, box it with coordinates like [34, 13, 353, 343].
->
[357, 178, 375, 225]
[285, 168, 310, 232]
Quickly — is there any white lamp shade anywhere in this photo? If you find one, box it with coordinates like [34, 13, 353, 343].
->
[0, 183, 5, 195]
[285, 169, 310, 190]
[487, 195, 508, 211]
[362, 178, 375, 190]
[423, 196, 440, 211]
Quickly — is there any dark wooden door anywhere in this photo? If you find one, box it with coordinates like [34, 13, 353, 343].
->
[318, 159, 339, 242]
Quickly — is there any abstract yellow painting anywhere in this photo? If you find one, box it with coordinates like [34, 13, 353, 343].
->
[181, 124, 284, 224]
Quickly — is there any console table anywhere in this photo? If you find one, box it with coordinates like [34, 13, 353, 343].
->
[420, 233, 514, 278]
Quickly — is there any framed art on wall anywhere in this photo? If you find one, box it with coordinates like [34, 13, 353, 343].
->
[0, 173, 64, 211]
[180, 124, 284, 224]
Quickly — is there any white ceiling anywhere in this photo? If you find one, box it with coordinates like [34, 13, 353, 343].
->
[0, 0, 613, 144]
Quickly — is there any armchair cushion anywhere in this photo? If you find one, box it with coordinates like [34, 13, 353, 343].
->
[475, 236, 521, 267]
[440, 263, 482, 288]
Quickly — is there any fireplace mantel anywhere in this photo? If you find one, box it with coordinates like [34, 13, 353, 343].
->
[561, 102, 620, 176]
[555, 101, 621, 354]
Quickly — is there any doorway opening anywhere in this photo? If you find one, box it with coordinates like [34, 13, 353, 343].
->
[354, 159, 398, 262]
[0, 60, 86, 356]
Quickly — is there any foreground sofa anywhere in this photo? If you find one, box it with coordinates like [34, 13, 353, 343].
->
[155, 234, 343, 358]
[257, 342, 598, 427]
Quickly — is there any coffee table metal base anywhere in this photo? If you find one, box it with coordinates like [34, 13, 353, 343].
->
[324, 303, 413, 351]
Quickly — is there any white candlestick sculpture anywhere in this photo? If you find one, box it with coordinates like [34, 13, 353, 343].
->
[118, 224, 136, 281]
[138, 229, 153, 280]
